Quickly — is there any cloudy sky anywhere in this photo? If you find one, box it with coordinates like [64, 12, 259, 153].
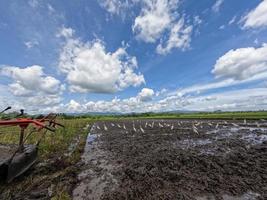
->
[0, 0, 267, 114]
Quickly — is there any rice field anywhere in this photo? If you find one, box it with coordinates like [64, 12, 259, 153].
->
[1, 115, 267, 199]
[74, 119, 267, 200]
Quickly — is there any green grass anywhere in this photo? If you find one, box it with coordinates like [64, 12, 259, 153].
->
[151, 112, 267, 120]
[59, 111, 267, 120]
[0, 118, 90, 157]
[0, 118, 91, 200]
[108, 111, 267, 120]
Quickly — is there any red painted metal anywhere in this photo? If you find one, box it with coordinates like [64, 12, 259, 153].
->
[0, 113, 64, 182]
[0, 113, 63, 149]
[0, 114, 63, 131]
[0, 119, 46, 128]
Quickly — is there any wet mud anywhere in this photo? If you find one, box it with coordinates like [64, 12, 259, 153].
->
[74, 119, 267, 200]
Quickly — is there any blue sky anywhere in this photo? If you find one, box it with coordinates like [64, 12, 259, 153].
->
[0, 0, 267, 113]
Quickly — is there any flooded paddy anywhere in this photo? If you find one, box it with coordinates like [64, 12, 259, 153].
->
[73, 119, 267, 200]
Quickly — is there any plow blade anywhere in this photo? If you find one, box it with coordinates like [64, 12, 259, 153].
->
[0, 144, 37, 183]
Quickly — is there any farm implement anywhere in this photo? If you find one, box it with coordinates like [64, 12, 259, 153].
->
[0, 107, 64, 182]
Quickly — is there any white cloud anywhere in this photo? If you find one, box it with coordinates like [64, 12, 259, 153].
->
[99, 0, 118, 14]
[167, 45, 267, 97]
[65, 88, 154, 113]
[1, 65, 64, 96]
[2, 81, 267, 114]
[172, 79, 238, 97]
[138, 88, 154, 101]
[212, 0, 224, 13]
[24, 40, 39, 49]
[98, 0, 133, 15]
[170, 72, 267, 99]
[67, 100, 84, 112]
[185, 88, 267, 111]
[242, 0, 267, 29]
[212, 44, 267, 81]
[193, 16, 202, 25]
[156, 18, 193, 54]
[0, 83, 62, 114]
[132, 0, 195, 54]
[133, 0, 179, 43]
[156, 88, 168, 96]
[58, 27, 145, 93]
[228, 16, 237, 25]
[219, 25, 225, 30]
[57, 27, 74, 38]
[99, 0, 195, 54]
[63, 87, 267, 114]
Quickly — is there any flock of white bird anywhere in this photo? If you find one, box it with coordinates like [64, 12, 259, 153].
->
[93, 119, 267, 136]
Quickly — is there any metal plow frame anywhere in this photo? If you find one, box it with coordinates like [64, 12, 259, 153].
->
[0, 109, 63, 182]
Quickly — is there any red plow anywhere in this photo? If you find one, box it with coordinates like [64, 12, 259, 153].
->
[0, 107, 64, 182]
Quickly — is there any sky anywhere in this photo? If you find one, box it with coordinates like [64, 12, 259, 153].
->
[0, 0, 267, 114]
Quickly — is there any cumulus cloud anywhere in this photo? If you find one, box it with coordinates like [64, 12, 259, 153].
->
[242, 0, 267, 29]
[212, 0, 224, 13]
[67, 100, 84, 112]
[137, 88, 154, 101]
[212, 44, 267, 81]
[168, 45, 267, 98]
[63, 87, 267, 114]
[156, 18, 193, 54]
[1, 65, 64, 96]
[132, 0, 195, 54]
[133, 0, 178, 43]
[58, 27, 145, 93]
[0, 80, 63, 114]
[98, 0, 195, 54]
[65, 88, 154, 113]
[2, 81, 267, 114]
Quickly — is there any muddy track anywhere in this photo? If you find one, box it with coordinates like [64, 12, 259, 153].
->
[74, 119, 267, 200]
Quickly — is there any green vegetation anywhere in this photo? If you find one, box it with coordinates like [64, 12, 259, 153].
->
[0, 118, 91, 200]
[59, 111, 267, 120]
[128, 111, 267, 120]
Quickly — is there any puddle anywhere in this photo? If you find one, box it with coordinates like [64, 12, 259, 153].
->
[73, 124, 119, 200]
[87, 134, 98, 145]
[222, 191, 260, 200]
[177, 138, 212, 149]
[241, 133, 267, 145]
[196, 191, 260, 200]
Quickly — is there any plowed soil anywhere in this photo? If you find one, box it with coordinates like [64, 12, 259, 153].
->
[73, 119, 267, 200]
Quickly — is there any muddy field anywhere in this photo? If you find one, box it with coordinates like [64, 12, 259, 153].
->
[73, 119, 267, 200]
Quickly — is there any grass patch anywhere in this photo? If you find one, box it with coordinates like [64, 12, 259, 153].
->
[0, 118, 91, 200]
[116, 111, 267, 120]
